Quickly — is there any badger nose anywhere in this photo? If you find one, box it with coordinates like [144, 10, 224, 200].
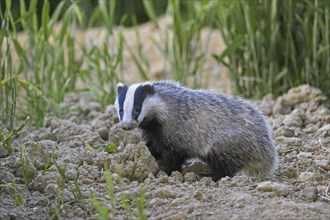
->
[121, 121, 138, 131]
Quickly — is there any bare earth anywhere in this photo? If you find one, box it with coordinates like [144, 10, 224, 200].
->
[1, 84, 329, 219]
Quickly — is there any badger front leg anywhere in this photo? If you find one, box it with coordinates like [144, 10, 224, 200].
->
[160, 147, 188, 175]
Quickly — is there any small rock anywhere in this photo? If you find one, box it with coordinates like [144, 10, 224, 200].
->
[274, 127, 295, 137]
[284, 85, 326, 106]
[259, 94, 275, 116]
[256, 181, 290, 197]
[283, 115, 302, 127]
[63, 189, 75, 202]
[193, 191, 203, 201]
[298, 172, 320, 181]
[157, 170, 168, 178]
[273, 97, 291, 115]
[153, 188, 177, 199]
[291, 108, 306, 121]
[314, 160, 330, 171]
[158, 176, 169, 184]
[186, 204, 195, 214]
[300, 186, 318, 202]
[317, 185, 328, 196]
[184, 172, 197, 182]
[98, 127, 109, 141]
[110, 142, 158, 182]
[0, 169, 14, 184]
[200, 177, 213, 186]
[0, 147, 9, 158]
[171, 197, 190, 206]
[170, 171, 183, 182]
[316, 124, 330, 137]
[276, 137, 301, 146]
[297, 152, 313, 165]
[169, 213, 186, 220]
[44, 183, 58, 194]
[149, 198, 164, 207]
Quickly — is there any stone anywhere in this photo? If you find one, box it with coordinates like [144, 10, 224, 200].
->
[273, 97, 291, 115]
[298, 172, 320, 181]
[274, 127, 295, 137]
[283, 115, 302, 127]
[256, 181, 290, 197]
[300, 186, 318, 202]
[313, 160, 330, 171]
[170, 171, 183, 182]
[110, 142, 158, 182]
[184, 172, 197, 183]
[153, 188, 177, 199]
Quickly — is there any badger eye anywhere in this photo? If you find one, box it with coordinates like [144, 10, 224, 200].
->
[134, 107, 141, 113]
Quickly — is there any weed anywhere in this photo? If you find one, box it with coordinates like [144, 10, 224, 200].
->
[143, 0, 217, 87]
[91, 163, 147, 219]
[215, 0, 330, 98]
[11, 180, 24, 206]
[20, 145, 35, 186]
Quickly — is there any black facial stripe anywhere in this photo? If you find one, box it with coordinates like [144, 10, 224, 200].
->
[118, 86, 128, 120]
[132, 85, 149, 120]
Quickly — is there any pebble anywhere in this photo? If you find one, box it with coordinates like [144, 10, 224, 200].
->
[283, 115, 302, 127]
[184, 172, 197, 182]
[170, 171, 183, 182]
[298, 172, 320, 181]
[300, 186, 318, 202]
[256, 181, 290, 197]
[0, 169, 14, 184]
[274, 126, 294, 137]
[199, 177, 213, 186]
[44, 183, 58, 194]
[297, 152, 313, 165]
[153, 188, 177, 199]
[158, 176, 169, 184]
[193, 191, 203, 201]
[313, 160, 330, 170]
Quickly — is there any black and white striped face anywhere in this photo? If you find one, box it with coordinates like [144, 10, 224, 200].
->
[115, 82, 155, 130]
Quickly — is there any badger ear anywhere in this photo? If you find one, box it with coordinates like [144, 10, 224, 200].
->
[142, 83, 155, 95]
[117, 82, 127, 94]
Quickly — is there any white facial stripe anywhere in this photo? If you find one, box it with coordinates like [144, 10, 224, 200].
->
[114, 97, 119, 117]
[123, 83, 140, 122]
[137, 94, 167, 124]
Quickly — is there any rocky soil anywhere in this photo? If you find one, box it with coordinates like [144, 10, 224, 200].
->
[1, 84, 330, 219]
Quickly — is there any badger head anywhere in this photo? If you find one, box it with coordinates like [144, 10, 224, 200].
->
[114, 82, 158, 130]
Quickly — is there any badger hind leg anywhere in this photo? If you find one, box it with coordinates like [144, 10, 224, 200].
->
[205, 150, 243, 181]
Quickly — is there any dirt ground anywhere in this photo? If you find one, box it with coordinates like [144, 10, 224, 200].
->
[1, 17, 330, 219]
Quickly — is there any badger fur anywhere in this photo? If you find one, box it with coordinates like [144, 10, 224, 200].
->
[115, 81, 278, 181]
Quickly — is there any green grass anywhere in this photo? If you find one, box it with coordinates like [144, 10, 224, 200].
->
[91, 163, 147, 220]
[143, 0, 218, 87]
[215, 0, 330, 98]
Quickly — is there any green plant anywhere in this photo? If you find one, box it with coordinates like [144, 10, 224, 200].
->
[143, 0, 217, 87]
[0, 0, 17, 130]
[11, 179, 24, 206]
[0, 116, 29, 155]
[91, 163, 147, 219]
[20, 145, 34, 186]
[215, 0, 330, 98]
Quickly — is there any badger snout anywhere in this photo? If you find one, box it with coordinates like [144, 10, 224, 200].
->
[120, 121, 138, 131]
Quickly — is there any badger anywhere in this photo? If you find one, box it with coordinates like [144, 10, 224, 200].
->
[114, 81, 278, 181]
